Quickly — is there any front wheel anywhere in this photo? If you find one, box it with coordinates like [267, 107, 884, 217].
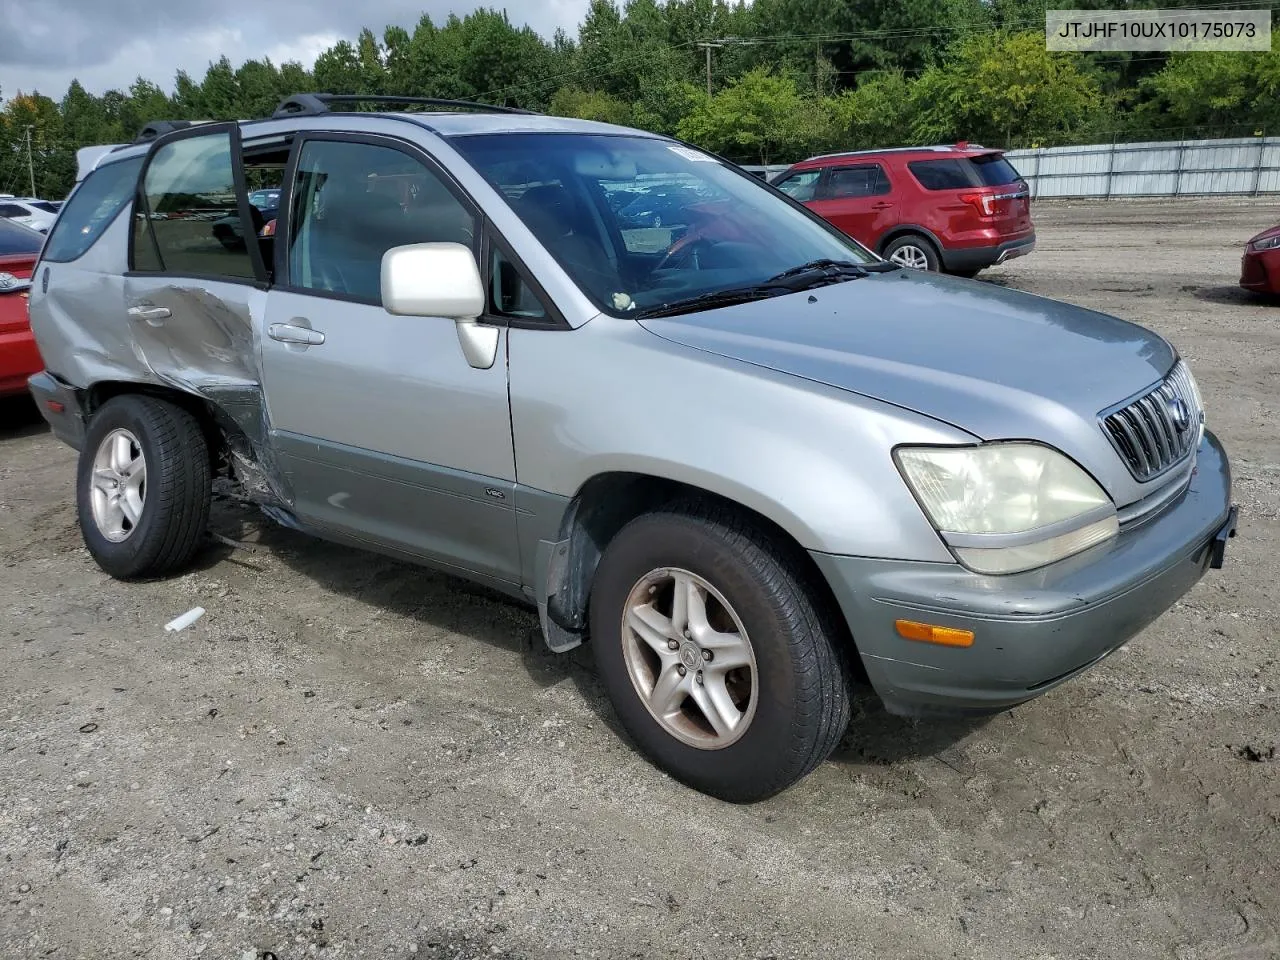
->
[589, 502, 851, 802]
[76, 394, 212, 580]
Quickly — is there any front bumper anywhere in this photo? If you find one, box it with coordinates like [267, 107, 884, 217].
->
[1239, 249, 1279, 293]
[812, 429, 1235, 717]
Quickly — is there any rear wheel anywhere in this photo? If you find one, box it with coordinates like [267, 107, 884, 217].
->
[76, 394, 211, 580]
[883, 233, 940, 272]
[589, 502, 851, 802]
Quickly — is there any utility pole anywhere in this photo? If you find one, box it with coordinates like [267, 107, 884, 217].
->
[696, 41, 723, 98]
[25, 126, 36, 198]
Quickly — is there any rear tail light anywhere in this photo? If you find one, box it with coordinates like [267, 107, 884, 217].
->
[959, 192, 997, 218]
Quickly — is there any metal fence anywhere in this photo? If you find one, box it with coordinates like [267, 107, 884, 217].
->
[1005, 137, 1280, 199]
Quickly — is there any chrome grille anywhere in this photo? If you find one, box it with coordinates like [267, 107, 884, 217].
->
[1101, 361, 1203, 482]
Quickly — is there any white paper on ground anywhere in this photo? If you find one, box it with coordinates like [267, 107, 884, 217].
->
[164, 607, 206, 632]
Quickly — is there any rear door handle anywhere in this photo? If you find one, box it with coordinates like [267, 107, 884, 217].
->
[871, 201, 894, 209]
[127, 304, 171, 321]
[268, 322, 325, 346]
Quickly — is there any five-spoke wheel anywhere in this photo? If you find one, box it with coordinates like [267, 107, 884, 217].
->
[88, 428, 147, 542]
[591, 502, 851, 803]
[622, 567, 758, 749]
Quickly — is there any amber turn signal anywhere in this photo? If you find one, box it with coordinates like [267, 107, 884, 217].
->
[895, 619, 975, 648]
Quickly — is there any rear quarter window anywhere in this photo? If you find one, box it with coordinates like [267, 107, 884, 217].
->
[908, 155, 1024, 190]
[40, 156, 144, 263]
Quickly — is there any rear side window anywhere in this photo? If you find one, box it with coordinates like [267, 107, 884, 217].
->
[0, 218, 44, 255]
[825, 164, 890, 199]
[131, 133, 257, 280]
[909, 155, 1023, 190]
[40, 156, 143, 263]
[0, 204, 27, 218]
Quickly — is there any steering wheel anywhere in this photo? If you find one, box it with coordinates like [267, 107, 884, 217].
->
[655, 232, 713, 274]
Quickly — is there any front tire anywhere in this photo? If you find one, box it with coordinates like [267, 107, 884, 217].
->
[589, 502, 851, 802]
[76, 394, 212, 580]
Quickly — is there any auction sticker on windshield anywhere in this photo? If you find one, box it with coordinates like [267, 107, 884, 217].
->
[668, 145, 718, 163]
[1046, 8, 1271, 51]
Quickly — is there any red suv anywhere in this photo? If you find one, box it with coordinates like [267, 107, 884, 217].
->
[771, 144, 1035, 277]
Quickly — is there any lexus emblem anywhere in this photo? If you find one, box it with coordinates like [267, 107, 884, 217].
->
[1168, 397, 1191, 433]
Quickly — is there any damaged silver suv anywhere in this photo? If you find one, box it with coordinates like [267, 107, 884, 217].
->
[27, 95, 1238, 802]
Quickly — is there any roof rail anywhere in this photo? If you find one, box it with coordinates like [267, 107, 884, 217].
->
[801, 143, 991, 163]
[271, 93, 535, 119]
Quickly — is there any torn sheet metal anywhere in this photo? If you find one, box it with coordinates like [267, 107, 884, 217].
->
[28, 207, 293, 514]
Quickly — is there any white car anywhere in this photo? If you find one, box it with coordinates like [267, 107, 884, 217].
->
[0, 196, 59, 233]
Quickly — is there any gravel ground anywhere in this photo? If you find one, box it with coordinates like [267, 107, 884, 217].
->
[2, 197, 1278, 960]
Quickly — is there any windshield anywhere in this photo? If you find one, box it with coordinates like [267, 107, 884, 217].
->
[450, 132, 877, 317]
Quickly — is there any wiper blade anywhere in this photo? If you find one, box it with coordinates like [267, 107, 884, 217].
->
[767, 258, 869, 282]
[632, 285, 790, 319]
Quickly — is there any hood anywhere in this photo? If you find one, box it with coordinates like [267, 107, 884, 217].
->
[637, 270, 1176, 496]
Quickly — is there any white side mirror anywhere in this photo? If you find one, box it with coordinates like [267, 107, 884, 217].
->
[381, 242, 485, 319]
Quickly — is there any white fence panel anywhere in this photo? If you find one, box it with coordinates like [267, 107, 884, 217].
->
[1005, 136, 1280, 199]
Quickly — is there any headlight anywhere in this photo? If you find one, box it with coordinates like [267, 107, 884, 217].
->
[1250, 235, 1280, 251]
[895, 443, 1119, 575]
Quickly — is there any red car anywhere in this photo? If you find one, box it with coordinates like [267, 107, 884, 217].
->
[0, 218, 45, 397]
[1240, 222, 1280, 295]
[771, 143, 1036, 277]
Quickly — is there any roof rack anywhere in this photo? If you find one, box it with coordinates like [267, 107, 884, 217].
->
[271, 93, 535, 120]
[132, 120, 198, 144]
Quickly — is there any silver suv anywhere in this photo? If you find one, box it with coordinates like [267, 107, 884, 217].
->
[26, 95, 1238, 802]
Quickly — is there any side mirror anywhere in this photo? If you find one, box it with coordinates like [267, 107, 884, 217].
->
[381, 242, 485, 319]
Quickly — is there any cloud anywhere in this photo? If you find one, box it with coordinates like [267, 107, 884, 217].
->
[0, 0, 591, 99]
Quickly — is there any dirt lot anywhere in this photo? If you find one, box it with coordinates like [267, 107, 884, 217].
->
[2, 198, 1278, 960]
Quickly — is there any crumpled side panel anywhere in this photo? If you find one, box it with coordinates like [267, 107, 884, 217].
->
[28, 209, 293, 512]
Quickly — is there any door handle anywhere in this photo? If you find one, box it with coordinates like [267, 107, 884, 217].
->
[127, 304, 171, 321]
[268, 322, 325, 346]
[871, 201, 894, 209]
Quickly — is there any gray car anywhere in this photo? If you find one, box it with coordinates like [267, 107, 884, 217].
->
[25, 96, 1238, 802]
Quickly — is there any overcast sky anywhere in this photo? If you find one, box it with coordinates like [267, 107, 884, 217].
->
[0, 0, 592, 101]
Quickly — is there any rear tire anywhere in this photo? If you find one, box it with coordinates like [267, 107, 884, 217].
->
[76, 394, 211, 580]
[589, 501, 851, 802]
[883, 233, 940, 272]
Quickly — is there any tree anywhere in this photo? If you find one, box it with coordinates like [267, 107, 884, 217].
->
[825, 69, 913, 150]
[908, 31, 1106, 147]
[1135, 50, 1280, 136]
[549, 87, 632, 125]
[677, 67, 829, 163]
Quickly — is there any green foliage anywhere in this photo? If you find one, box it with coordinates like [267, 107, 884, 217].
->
[1134, 50, 1280, 136]
[549, 87, 633, 125]
[677, 67, 825, 163]
[824, 70, 912, 151]
[0, 1, 1273, 197]
[908, 31, 1104, 147]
